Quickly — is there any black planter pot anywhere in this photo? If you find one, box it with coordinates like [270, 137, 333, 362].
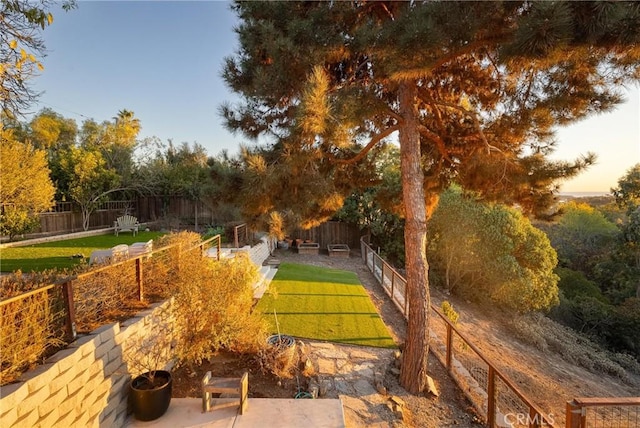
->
[129, 370, 172, 421]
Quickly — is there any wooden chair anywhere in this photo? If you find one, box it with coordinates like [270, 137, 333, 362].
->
[202, 371, 248, 415]
[114, 215, 139, 236]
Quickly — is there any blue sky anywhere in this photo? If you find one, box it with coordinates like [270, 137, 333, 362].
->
[32, 1, 639, 193]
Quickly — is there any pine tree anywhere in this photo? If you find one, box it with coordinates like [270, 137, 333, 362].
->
[221, 1, 640, 393]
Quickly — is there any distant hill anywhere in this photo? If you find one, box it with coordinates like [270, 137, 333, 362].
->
[558, 193, 614, 207]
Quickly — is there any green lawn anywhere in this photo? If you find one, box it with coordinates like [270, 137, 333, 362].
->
[0, 231, 166, 273]
[256, 262, 396, 348]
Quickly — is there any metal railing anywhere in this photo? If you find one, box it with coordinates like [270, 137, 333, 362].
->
[0, 235, 221, 385]
[360, 237, 555, 427]
[233, 223, 250, 248]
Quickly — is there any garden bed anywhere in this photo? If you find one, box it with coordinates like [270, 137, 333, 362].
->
[327, 244, 350, 258]
[296, 242, 319, 255]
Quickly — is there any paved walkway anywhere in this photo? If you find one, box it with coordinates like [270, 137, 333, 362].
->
[125, 341, 400, 428]
[304, 341, 400, 427]
[126, 397, 345, 428]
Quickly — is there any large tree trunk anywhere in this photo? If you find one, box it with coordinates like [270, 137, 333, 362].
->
[397, 82, 431, 394]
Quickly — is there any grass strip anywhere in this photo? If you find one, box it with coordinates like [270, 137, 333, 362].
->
[0, 231, 165, 272]
[256, 262, 396, 348]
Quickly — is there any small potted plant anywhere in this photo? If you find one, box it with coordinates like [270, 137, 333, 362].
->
[129, 368, 172, 422]
[125, 315, 174, 421]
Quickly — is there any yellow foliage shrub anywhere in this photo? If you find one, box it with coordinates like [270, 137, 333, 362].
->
[172, 252, 269, 366]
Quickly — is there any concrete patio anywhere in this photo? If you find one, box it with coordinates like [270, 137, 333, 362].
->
[126, 397, 345, 428]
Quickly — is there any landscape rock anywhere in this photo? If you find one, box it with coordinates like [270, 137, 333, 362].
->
[426, 375, 440, 397]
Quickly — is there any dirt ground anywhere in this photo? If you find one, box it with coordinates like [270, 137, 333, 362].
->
[172, 248, 640, 427]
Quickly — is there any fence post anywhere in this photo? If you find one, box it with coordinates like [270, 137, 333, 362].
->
[528, 408, 541, 428]
[362, 242, 367, 265]
[61, 281, 77, 341]
[446, 323, 452, 370]
[565, 400, 584, 428]
[403, 283, 408, 318]
[381, 262, 386, 289]
[487, 366, 496, 428]
[217, 235, 221, 261]
[136, 258, 144, 301]
[391, 272, 395, 300]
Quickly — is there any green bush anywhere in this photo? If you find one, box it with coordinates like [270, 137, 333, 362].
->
[555, 267, 607, 302]
[0, 209, 40, 241]
[202, 225, 225, 241]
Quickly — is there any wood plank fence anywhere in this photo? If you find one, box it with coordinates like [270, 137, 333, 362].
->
[290, 221, 362, 250]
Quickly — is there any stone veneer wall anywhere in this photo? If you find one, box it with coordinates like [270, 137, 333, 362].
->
[0, 300, 175, 428]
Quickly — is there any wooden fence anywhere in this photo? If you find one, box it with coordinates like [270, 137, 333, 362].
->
[566, 397, 639, 428]
[290, 221, 362, 250]
[11, 197, 228, 238]
[360, 238, 640, 428]
[360, 238, 555, 428]
[136, 196, 220, 225]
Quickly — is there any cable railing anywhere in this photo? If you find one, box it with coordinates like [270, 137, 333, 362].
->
[0, 235, 221, 385]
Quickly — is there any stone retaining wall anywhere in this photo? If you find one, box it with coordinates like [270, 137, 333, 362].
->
[0, 300, 175, 428]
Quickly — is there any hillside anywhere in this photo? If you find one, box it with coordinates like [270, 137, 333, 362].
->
[430, 287, 640, 427]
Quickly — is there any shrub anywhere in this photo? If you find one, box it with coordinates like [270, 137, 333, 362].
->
[555, 267, 606, 302]
[202, 225, 225, 241]
[441, 301, 459, 325]
[74, 260, 141, 332]
[256, 337, 299, 379]
[0, 285, 65, 384]
[172, 252, 269, 367]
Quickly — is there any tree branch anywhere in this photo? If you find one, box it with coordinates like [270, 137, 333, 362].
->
[333, 125, 400, 165]
[417, 125, 453, 164]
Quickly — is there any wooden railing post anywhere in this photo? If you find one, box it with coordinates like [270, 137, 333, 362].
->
[446, 323, 452, 370]
[403, 282, 408, 317]
[528, 408, 541, 428]
[487, 366, 496, 428]
[391, 272, 395, 299]
[61, 281, 77, 341]
[565, 400, 584, 428]
[136, 258, 144, 301]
